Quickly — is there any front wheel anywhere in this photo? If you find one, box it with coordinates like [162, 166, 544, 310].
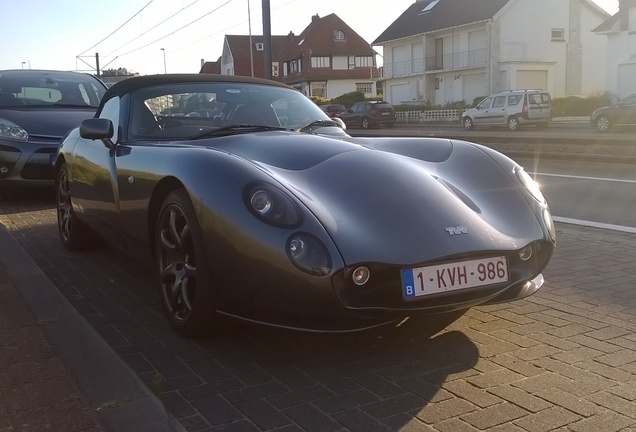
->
[155, 188, 216, 337]
[56, 162, 98, 250]
[507, 116, 519, 131]
[361, 117, 370, 129]
[596, 116, 611, 132]
[462, 117, 474, 130]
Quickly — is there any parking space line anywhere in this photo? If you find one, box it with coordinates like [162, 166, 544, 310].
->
[554, 216, 636, 234]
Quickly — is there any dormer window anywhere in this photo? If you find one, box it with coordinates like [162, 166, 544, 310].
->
[255, 42, 264, 51]
[333, 30, 345, 41]
[420, 0, 439, 13]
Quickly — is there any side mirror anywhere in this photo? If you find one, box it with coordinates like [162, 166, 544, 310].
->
[80, 118, 114, 140]
[80, 118, 115, 149]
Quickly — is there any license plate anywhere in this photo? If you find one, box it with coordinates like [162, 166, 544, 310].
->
[402, 256, 508, 299]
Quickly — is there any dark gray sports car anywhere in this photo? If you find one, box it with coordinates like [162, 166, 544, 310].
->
[55, 74, 555, 336]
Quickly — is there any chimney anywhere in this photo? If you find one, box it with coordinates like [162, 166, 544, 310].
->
[288, 31, 295, 42]
[312, 14, 320, 23]
[201, 59, 205, 68]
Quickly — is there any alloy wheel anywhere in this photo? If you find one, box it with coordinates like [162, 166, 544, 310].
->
[158, 204, 198, 324]
[57, 168, 72, 242]
[596, 116, 610, 132]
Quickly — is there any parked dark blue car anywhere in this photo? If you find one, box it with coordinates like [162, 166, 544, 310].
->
[0, 69, 107, 195]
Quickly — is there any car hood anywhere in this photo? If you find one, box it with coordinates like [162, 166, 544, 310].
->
[219, 133, 544, 265]
[0, 107, 97, 138]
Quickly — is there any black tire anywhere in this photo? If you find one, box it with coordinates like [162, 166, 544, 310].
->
[507, 116, 520, 131]
[56, 163, 98, 250]
[596, 116, 611, 132]
[462, 117, 474, 130]
[155, 188, 216, 337]
[361, 117, 370, 129]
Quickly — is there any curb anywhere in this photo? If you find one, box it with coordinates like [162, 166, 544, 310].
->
[0, 224, 186, 432]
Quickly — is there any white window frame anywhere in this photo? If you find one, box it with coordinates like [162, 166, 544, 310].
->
[355, 56, 374, 68]
[356, 82, 373, 94]
[311, 56, 331, 68]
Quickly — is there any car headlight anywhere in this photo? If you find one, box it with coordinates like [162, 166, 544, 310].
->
[515, 166, 545, 204]
[287, 233, 332, 276]
[0, 118, 28, 142]
[543, 208, 556, 242]
[245, 183, 301, 227]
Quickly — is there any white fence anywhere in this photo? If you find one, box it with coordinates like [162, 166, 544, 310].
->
[396, 109, 461, 123]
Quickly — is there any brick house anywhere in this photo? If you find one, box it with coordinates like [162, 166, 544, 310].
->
[373, 0, 610, 106]
[201, 13, 381, 99]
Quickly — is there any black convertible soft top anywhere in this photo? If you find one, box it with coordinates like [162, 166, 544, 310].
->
[102, 74, 292, 101]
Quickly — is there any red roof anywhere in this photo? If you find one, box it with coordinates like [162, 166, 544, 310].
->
[214, 13, 377, 83]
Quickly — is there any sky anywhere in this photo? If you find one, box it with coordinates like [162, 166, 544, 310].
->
[0, 0, 619, 76]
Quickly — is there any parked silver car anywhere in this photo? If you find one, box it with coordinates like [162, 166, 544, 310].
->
[462, 89, 553, 131]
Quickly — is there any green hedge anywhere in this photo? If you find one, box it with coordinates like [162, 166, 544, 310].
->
[552, 93, 612, 117]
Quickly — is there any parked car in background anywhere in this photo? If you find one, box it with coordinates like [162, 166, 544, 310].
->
[0, 69, 107, 196]
[319, 104, 346, 118]
[56, 74, 554, 337]
[591, 93, 636, 132]
[462, 89, 553, 131]
[339, 101, 396, 129]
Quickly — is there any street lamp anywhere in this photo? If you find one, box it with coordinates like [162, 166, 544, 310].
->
[21, 62, 26, 69]
[160, 48, 167, 74]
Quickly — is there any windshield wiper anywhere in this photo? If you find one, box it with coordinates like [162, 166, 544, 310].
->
[294, 119, 342, 132]
[189, 124, 286, 140]
[49, 103, 97, 108]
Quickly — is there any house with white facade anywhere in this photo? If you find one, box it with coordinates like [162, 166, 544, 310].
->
[593, 0, 636, 97]
[373, 0, 610, 105]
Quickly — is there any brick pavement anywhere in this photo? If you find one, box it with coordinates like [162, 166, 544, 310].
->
[0, 260, 106, 432]
[1, 192, 636, 431]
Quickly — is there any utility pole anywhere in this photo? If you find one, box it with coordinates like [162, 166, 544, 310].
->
[95, 53, 101, 77]
[262, 0, 272, 79]
[248, 0, 254, 77]
[161, 48, 167, 74]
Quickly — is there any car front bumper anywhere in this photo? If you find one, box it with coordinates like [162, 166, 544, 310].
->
[0, 137, 59, 186]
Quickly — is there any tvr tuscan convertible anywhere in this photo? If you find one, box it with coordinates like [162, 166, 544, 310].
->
[56, 74, 555, 336]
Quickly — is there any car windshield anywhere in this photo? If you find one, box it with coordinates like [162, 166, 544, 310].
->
[128, 81, 332, 140]
[0, 70, 106, 108]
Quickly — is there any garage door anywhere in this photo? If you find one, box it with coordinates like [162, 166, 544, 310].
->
[517, 70, 548, 91]
[618, 64, 636, 97]
[391, 84, 410, 105]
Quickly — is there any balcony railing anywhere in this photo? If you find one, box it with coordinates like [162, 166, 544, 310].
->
[384, 48, 487, 78]
[425, 48, 487, 71]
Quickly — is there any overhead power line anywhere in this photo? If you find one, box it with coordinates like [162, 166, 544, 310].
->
[116, 0, 234, 58]
[79, 0, 155, 56]
[102, 0, 203, 60]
